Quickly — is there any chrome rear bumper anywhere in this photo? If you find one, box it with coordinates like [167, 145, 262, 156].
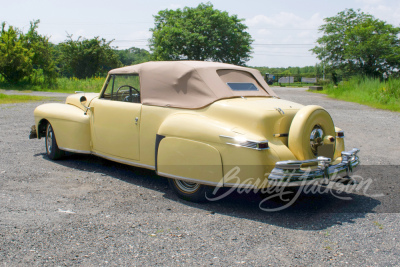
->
[268, 148, 360, 185]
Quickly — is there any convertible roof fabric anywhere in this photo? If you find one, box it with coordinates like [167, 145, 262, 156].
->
[108, 61, 277, 109]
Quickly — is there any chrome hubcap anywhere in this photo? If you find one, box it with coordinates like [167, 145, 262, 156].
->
[310, 125, 324, 156]
[175, 180, 200, 193]
[46, 125, 53, 154]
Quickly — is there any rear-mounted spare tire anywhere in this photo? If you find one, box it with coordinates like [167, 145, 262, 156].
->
[288, 105, 335, 160]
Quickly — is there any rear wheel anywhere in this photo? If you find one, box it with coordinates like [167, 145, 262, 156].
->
[45, 123, 64, 160]
[168, 178, 212, 202]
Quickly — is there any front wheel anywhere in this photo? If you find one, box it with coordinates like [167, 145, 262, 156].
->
[168, 178, 212, 202]
[45, 123, 64, 160]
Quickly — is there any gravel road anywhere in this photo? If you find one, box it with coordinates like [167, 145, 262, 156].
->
[1, 87, 399, 266]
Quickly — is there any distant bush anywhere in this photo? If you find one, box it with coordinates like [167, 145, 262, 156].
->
[322, 76, 400, 112]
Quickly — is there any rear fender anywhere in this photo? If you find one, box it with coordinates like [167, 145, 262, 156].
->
[156, 113, 230, 185]
[157, 137, 223, 186]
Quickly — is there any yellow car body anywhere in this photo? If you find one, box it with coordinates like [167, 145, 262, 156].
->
[31, 61, 359, 202]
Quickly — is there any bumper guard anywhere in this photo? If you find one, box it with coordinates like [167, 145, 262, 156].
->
[268, 148, 360, 184]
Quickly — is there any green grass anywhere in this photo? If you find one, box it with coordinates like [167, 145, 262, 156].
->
[309, 76, 400, 112]
[0, 76, 105, 94]
[52, 77, 105, 93]
[0, 93, 52, 104]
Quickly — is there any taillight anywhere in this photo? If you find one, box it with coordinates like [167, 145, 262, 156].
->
[336, 131, 345, 138]
[257, 142, 269, 150]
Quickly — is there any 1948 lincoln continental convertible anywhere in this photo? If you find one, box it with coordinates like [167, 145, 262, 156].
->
[30, 61, 360, 202]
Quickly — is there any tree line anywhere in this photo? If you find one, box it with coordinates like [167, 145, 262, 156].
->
[1, 4, 399, 86]
[0, 20, 151, 85]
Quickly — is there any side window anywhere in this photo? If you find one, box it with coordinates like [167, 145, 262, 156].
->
[101, 74, 141, 103]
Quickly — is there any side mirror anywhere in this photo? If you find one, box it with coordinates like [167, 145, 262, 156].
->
[80, 96, 91, 115]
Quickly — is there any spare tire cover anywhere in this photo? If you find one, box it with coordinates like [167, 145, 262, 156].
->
[288, 105, 335, 160]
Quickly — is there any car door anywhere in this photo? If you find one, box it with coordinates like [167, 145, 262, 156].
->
[90, 74, 141, 161]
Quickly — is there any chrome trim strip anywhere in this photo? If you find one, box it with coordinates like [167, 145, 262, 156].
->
[219, 135, 268, 143]
[219, 135, 269, 150]
[226, 142, 256, 149]
[59, 147, 91, 154]
[92, 152, 155, 170]
[274, 107, 285, 115]
[157, 172, 220, 187]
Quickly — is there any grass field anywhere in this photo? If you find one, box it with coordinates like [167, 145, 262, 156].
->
[0, 93, 52, 104]
[0, 77, 105, 94]
[310, 77, 400, 112]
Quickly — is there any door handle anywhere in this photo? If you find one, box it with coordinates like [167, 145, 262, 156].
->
[135, 117, 139, 125]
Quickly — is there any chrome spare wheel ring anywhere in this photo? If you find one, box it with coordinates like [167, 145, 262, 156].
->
[310, 125, 324, 156]
[175, 180, 200, 193]
[46, 125, 53, 154]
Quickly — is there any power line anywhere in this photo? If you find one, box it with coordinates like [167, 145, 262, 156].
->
[111, 40, 316, 46]
[252, 43, 315, 46]
[249, 27, 318, 30]
[253, 54, 315, 58]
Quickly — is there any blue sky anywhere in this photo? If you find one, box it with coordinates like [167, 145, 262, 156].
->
[1, 0, 399, 67]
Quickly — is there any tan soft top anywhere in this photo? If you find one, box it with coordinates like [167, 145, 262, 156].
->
[108, 61, 277, 109]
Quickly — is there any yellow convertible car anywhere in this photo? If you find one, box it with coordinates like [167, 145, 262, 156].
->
[30, 61, 359, 202]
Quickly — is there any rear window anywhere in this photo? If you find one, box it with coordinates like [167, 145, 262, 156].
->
[227, 82, 259, 91]
[217, 69, 264, 92]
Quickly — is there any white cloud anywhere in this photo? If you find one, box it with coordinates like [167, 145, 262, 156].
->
[356, 0, 384, 4]
[355, 0, 400, 25]
[246, 12, 323, 30]
[49, 33, 65, 44]
[257, 29, 272, 36]
[246, 14, 276, 27]
[245, 12, 322, 66]
[168, 4, 183, 10]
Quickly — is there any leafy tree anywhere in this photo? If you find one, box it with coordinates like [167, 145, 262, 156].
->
[59, 35, 121, 79]
[149, 3, 253, 65]
[0, 22, 32, 83]
[0, 20, 57, 84]
[312, 9, 400, 77]
[116, 47, 151, 66]
[23, 20, 57, 84]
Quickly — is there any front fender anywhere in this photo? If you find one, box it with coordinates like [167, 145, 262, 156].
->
[34, 103, 91, 153]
